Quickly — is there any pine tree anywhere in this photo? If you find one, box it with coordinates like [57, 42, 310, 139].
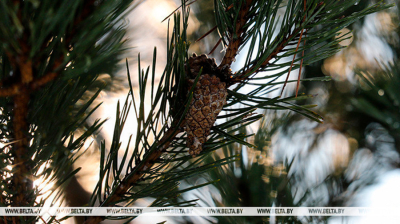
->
[0, 0, 392, 223]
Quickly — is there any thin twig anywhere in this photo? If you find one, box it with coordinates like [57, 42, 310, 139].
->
[195, 25, 217, 42]
[234, 0, 311, 91]
[281, 0, 307, 97]
[208, 38, 222, 55]
[230, 29, 300, 85]
[296, 31, 307, 97]
[280, 27, 305, 96]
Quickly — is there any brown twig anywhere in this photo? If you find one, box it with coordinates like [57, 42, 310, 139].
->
[232, 0, 312, 89]
[296, 33, 307, 97]
[195, 25, 218, 43]
[0, 55, 62, 97]
[229, 29, 301, 85]
[218, 0, 253, 68]
[208, 38, 222, 55]
[83, 125, 183, 224]
[281, 0, 308, 97]
[195, 4, 234, 44]
[280, 27, 306, 96]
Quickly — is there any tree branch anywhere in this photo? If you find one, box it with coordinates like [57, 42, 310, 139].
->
[232, 29, 301, 84]
[83, 124, 183, 224]
[218, 0, 253, 68]
[0, 1, 98, 222]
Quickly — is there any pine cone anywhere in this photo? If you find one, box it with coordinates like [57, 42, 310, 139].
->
[186, 53, 217, 78]
[185, 74, 228, 156]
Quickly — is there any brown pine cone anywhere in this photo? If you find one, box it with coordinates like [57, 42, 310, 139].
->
[185, 74, 228, 156]
[186, 53, 217, 79]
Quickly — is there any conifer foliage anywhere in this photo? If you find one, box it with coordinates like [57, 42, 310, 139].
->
[0, 1, 136, 223]
[0, 0, 391, 223]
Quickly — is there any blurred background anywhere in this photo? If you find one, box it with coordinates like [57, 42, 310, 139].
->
[66, 0, 400, 223]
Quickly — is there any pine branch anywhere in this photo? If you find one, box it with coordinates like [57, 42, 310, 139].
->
[83, 123, 183, 224]
[1, 1, 137, 223]
[84, 9, 246, 219]
[1, 2, 98, 215]
[219, 0, 253, 68]
[83, 1, 392, 223]
[85, 4, 312, 221]
[234, 28, 298, 84]
[214, 0, 393, 90]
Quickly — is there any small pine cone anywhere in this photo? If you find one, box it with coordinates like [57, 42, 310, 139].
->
[186, 53, 217, 78]
[185, 74, 228, 156]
